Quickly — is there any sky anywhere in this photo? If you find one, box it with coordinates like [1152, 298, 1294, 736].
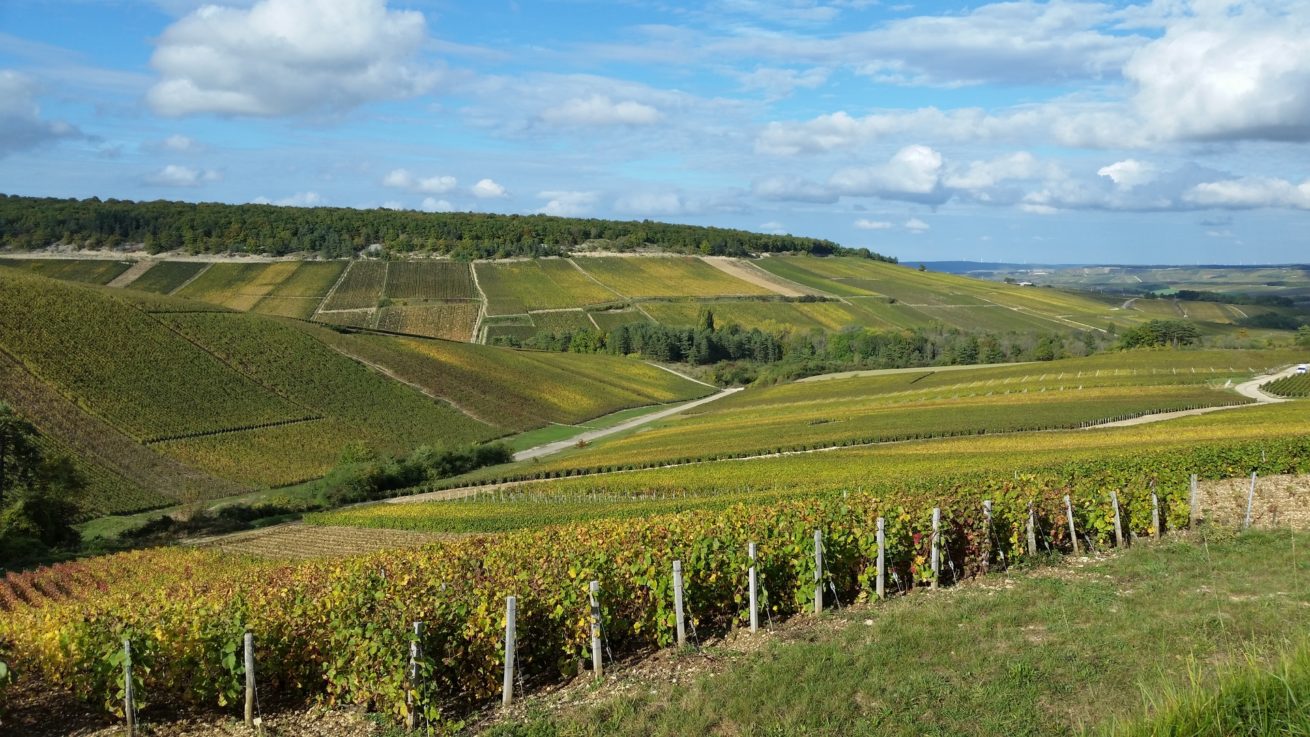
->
[1, 0, 1308, 264]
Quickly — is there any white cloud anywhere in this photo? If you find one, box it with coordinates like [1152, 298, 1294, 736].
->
[752, 175, 837, 203]
[904, 217, 930, 232]
[420, 197, 455, 212]
[539, 95, 662, 126]
[471, 178, 507, 198]
[0, 69, 83, 157]
[382, 169, 457, 194]
[145, 164, 221, 187]
[1097, 159, 1157, 189]
[613, 191, 685, 216]
[854, 218, 893, 230]
[759, 220, 787, 234]
[162, 134, 197, 152]
[828, 144, 946, 202]
[254, 191, 322, 207]
[1124, 4, 1310, 142]
[537, 190, 598, 217]
[147, 0, 437, 116]
[736, 66, 829, 98]
[944, 152, 1045, 191]
[1183, 177, 1310, 210]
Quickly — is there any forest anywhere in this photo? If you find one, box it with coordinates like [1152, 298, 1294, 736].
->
[0, 194, 891, 261]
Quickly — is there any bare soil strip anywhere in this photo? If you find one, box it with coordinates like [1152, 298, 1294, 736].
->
[700, 256, 810, 297]
[105, 259, 157, 288]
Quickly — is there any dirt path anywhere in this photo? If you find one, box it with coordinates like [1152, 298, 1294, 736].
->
[512, 387, 742, 462]
[1092, 365, 1294, 429]
[701, 256, 810, 297]
[106, 259, 157, 287]
[1119, 297, 1138, 310]
[798, 361, 1034, 383]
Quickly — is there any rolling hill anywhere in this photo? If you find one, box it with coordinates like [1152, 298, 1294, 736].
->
[0, 268, 710, 516]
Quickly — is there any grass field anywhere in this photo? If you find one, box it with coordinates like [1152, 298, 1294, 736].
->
[487, 530, 1310, 737]
[476, 259, 618, 315]
[530, 309, 597, 333]
[576, 256, 775, 298]
[375, 303, 480, 340]
[314, 330, 712, 431]
[0, 258, 132, 284]
[251, 261, 345, 318]
[121, 261, 208, 293]
[589, 308, 652, 331]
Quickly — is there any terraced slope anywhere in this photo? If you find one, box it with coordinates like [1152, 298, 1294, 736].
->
[313, 330, 713, 431]
[0, 257, 131, 284]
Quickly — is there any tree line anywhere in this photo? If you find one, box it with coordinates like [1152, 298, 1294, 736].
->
[492, 309, 1113, 383]
[0, 194, 894, 262]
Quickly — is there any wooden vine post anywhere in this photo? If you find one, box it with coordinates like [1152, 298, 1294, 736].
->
[875, 517, 886, 600]
[1111, 491, 1125, 548]
[1151, 492, 1161, 538]
[1189, 473, 1199, 526]
[930, 507, 941, 590]
[406, 622, 422, 731]
[123, 638, 136, 737]
[1026, 503, 1038, 557]
[747, 543, 759, 633]
[502, 596, 516, 708]
[813, 529, 823, 614]
[589, 581, 603, 679]
[672, 560, 687, 647]
[244, 631, 256, 728]
[1244, 471, 1258, 529]
[1064, 495, 1079, 554]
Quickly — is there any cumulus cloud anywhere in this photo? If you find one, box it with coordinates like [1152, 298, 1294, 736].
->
[471, 178, 507, 198]
[1097, 159, 1157, 189]
[162, 134, 198, 152]
[147, 0, 437, 116]
[613, 191, 685, 216]
[854, 218, 893, 230]
[145, 164, 222, 187]
[537, 190, 598, 217]
[1124, 4, 1310, 142]
[828, 145, 947, 203]
[1184, 177, 1310, 210]
[736, 66, 829, 98]
[904, 217, 930, 232]
[752, 175, 837, 203]
[0, 70, 84, 157]
[420, 197, 455, 212]
[254, 191, 322, 207]
[539, 94, 662, 126]
[382, 169, 457, 194]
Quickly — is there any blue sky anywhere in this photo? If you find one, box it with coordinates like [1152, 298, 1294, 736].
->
[1, 0, 1308, 263]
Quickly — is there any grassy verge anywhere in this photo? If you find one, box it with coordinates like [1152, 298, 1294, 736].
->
[505, 404, 670, 453]
[485, 529, 1310, 737]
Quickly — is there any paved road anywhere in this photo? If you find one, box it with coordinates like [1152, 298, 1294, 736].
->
[512, 387, 742, 462]
[1092, 365, 1295, 429]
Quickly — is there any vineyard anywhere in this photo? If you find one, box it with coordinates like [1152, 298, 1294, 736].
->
[2, 430, 1309, 731]
[475, 259, 618, 314]
[122, 260, 207, 293]
[574, 256, 777, 298]
[313, 330, 711, 431]
[320, 260, 387, 310]
[0, 257, 131, 284]
[383, 261, 477, 301]
[375, 303, 480, 341]
[1265, 372, 1310, 397]
[250, 261, 346, 319]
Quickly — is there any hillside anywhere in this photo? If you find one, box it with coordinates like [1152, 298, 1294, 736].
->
[0, 193, 865, 259]
[0, 269, 710, 515]
[6, 253, 1297, 350]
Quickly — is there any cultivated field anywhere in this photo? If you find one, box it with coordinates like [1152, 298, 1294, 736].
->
[575, 256, 776, 298]
[476, 259, 617, 314]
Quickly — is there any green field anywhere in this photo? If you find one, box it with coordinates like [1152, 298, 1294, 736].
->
[172, 262, 301, 310]
[0, 257, 132, 284]
[1265, 372, 1310, 397]
[383, 260, 476, 301]
[641, 299, 871, 333]
[576, 256, 776, 298]
[0, 270, 310, 443]
[320, 259, 386, 311]
[123, 260, 208, 294]
[529, 309, 597, 333]
[250, 261, 345, 318]
[375, 302, 480, 340]
[475, 259, 618, 314]
[313, 330, 712, 431]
